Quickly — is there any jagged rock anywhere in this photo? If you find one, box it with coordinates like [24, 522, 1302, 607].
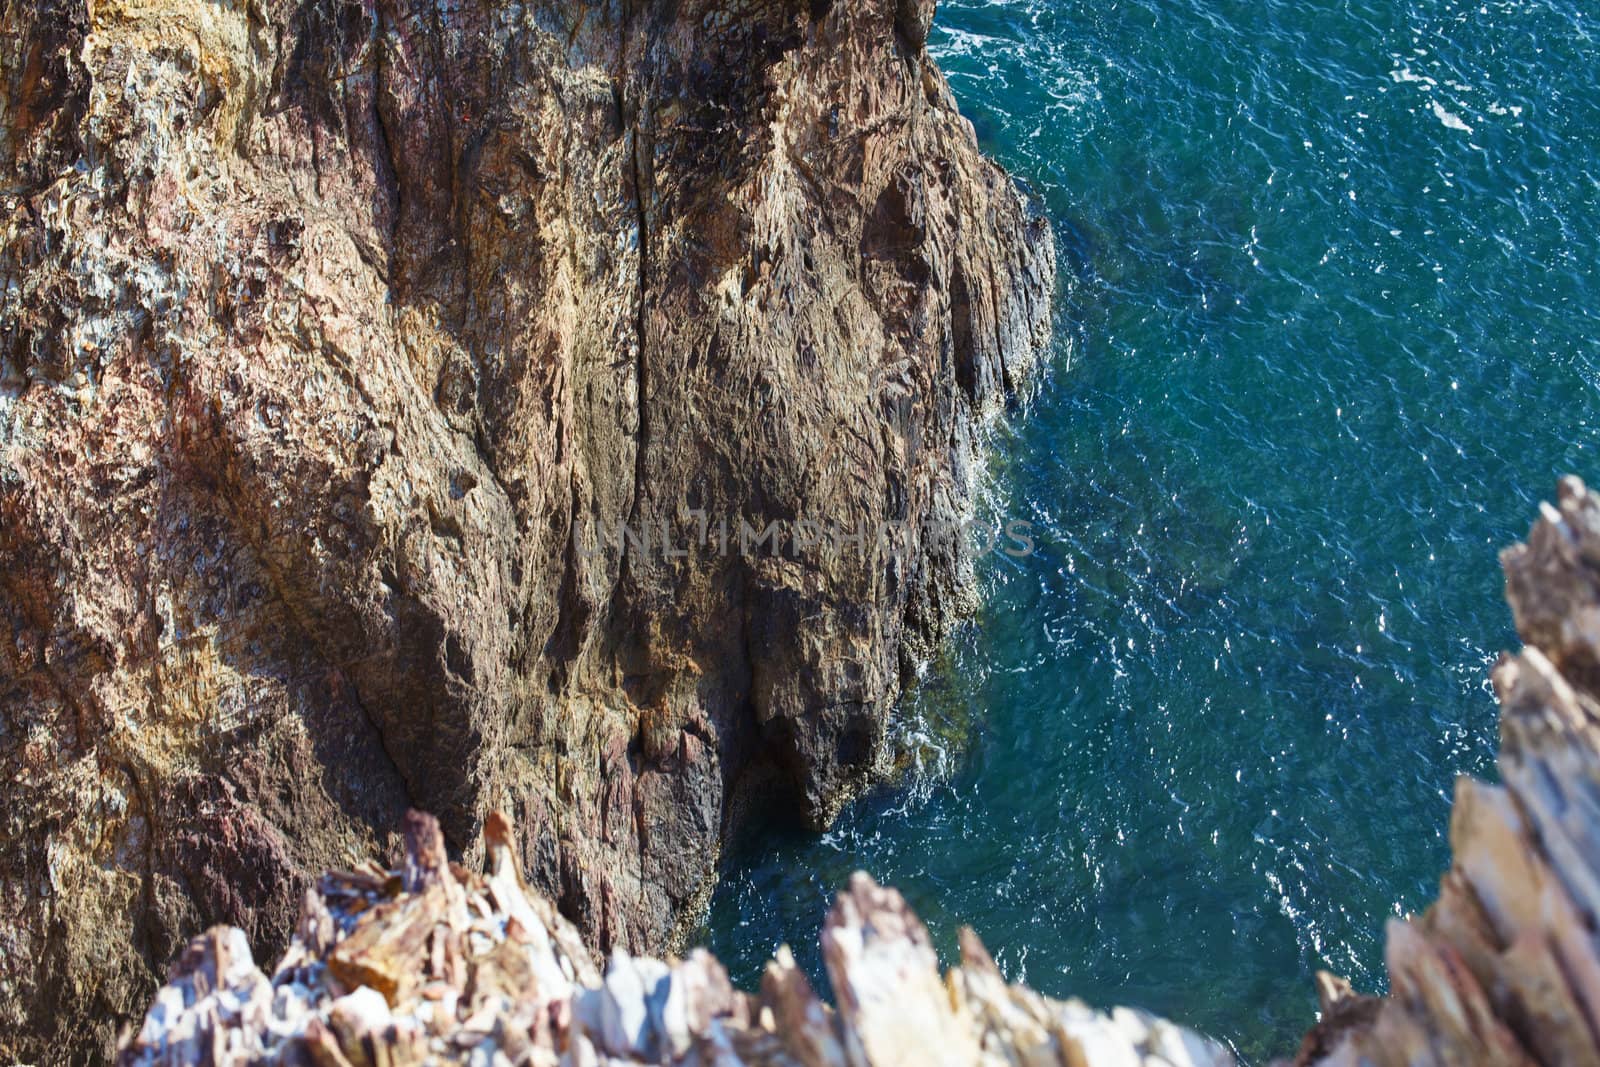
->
[1295, 476, 1600, 1067]
[119, 811, 1234, 1067]
[0, 0, 1054, 1059]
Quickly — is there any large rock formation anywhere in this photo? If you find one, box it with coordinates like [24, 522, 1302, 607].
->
[116, 809, 1235, 1067]
[1292, 476, 1600, 1067]
[0, 0, 1054, 1060]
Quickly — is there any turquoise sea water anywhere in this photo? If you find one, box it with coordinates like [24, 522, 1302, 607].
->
[707, 0, 1600, 1059]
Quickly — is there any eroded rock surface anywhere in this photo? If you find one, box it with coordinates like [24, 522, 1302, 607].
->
[117, 810, 1235, 1067]
[1295, 476, 1600, 1067]
[0, 0, 1054, 1060]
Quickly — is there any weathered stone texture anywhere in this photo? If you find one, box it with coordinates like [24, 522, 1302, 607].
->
[0, 0, 1054, 1060]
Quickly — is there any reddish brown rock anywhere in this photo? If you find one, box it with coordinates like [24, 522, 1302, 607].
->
[107, 483, 1600, 1067]
[0, 0, 1054, 1060]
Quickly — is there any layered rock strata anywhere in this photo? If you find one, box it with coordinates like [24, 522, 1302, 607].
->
[0, 0, 1054, 1059]
[1294, 476, 1600, 1067]
[117, 809, 1235, 1067]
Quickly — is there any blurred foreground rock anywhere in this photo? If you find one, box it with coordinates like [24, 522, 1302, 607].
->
[1294, 476, 1600, 1066]
[119, 808, 1233, 1067]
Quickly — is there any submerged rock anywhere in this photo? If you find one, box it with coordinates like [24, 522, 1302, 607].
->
[0, 0, 1053, 1058]
[119, 809, 1233, 1067]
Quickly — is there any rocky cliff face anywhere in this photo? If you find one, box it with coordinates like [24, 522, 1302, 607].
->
[0, 0, 1054, 1060]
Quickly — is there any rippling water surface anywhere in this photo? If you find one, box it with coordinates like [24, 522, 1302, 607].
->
[707, 0, 1600, 1058]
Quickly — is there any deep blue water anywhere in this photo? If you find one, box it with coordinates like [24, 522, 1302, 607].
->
[707, 0, 1600, 1059]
